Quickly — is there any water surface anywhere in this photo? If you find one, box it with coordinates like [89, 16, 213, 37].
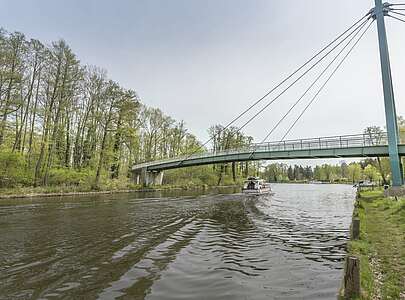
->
[0, 184, 355, 299]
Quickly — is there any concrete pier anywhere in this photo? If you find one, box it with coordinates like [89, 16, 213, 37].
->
[133, 167, 164, 187]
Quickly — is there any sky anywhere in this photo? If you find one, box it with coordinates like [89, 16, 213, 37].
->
[1, 0, 405, 165]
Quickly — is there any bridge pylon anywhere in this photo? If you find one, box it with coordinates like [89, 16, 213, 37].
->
[373, 0, 404, 186]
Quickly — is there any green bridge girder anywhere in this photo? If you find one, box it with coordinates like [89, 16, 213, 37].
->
[133, 145, 405, 172]
[132, 133, 405, 174]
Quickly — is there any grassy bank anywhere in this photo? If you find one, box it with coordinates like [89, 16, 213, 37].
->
[347, 189, 405, 299]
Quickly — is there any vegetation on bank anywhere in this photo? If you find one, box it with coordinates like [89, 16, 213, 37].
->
[347, 189, 405, 299]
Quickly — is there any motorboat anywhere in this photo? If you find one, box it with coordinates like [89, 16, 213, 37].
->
[242, 177, 273, 195]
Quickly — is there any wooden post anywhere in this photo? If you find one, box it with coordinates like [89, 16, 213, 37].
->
[353, 202, 359, 217]
[344, 256, 360, 299]
[352, 218, 360, 240]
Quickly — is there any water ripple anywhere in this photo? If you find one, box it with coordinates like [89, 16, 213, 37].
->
[0, 184, 355, 300]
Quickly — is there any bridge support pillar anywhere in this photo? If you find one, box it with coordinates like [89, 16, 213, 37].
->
[153, 171, 164, 185]
[140, 167, 150, 187]
[132, 172, 141, 185]
[374, 0, 404, 186]
[139, 168, 164, 187]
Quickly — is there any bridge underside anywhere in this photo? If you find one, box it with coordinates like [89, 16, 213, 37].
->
[134, 145, 405, 173]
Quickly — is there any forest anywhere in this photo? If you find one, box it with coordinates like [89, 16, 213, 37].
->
[0, 29, 258, 193]
[0, 29, 403, 194]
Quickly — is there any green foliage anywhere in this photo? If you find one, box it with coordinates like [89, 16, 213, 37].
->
[262, 161, 381, 184]
[0, 151, 32, 187]
[0, 29, 206, 191]
[363, 165, 381, 182]
[163, 165, 245, 187]
[348, 163, 363, 183]
[47, 168, 94, 187]
[100, 177, 140, 191]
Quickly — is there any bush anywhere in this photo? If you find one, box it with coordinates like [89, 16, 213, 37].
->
[47, 168, 94, 187]
[0, 151, 32, 188]
[101, 177, 133, 191]
[164, 165, 236, 187]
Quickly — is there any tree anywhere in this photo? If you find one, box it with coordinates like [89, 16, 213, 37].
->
[364, 164, 381, 182]
[348, 163, 362, 183]
[208, 124, 253, 184]
[364, 126, 388, 185]
[0, 29, 214, 190]
[287, 166, 294, 181]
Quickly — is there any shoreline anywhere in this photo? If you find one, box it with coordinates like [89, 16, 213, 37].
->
[0, 182, 354, 200]
[0, 185, 241, 200]
[339, 189, 405, 299]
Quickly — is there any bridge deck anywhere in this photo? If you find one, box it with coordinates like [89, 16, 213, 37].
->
[132, 133, 405, 172]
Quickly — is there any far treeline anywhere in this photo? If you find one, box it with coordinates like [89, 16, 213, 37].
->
[264, 159, 388, 185]
[264, 124, 405, 185]
[1, 29, 404, 193]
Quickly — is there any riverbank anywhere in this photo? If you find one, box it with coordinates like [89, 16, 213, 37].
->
[345, 189, 405, 299]
[0, 184, 241, 200]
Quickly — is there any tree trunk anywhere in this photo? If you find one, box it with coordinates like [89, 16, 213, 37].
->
[376, 157, 387, 185]
[110, 112, 122, 179]
[95, 101, 114, 188]
[27, 71, 41, 168]
[244, 162, 249, 177]
[0, 50, 18, 146]
[13, 56, 39, 152]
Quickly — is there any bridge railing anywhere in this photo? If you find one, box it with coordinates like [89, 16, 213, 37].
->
[132, 132, 389, 170]
[249, 132, 388, 153]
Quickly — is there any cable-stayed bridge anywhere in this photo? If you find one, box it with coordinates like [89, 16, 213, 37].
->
[132, 1, 405, 186]
[132, 133, 405, 185]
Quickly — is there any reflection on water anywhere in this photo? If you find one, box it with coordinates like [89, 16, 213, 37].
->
[0, 184, 355, 299]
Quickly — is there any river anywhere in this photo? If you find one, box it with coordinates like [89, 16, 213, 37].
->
[0, 184, 355, 300]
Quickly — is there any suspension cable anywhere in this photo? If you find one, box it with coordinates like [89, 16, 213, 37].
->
[390, 10, 405, 17]
[174, 13, 371, 166]
[279, 20, 374, 143]
[245, 19, 372, 159]
[388, 14, 405, 23]
[259, 19, 370, 145]
[225, 18, 370, 138]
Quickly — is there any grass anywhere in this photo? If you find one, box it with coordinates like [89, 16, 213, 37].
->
[346, 189, 405, 299]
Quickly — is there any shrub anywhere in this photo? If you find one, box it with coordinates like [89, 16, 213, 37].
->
[47, 168, 94, 187]
[0, 151, 32, 188]
[102, 177, 133, 191]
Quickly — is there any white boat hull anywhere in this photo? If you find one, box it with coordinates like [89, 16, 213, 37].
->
[242, 188, 273, 195]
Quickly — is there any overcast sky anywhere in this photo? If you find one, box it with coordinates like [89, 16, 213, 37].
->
[1, 0, 405, 165]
